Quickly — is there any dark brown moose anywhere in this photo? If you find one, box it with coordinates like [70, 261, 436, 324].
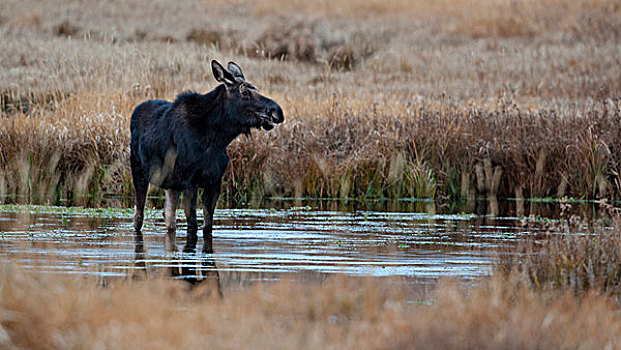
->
[130, 60, 284, 253]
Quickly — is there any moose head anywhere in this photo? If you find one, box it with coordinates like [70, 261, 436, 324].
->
[211, 60, 284, 131]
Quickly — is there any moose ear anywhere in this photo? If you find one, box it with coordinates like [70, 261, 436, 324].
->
[227, 61, 245, 81]
[211, 60, 237, 86]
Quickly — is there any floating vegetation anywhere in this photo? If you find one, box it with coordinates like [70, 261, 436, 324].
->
[0, 204, 137, 219]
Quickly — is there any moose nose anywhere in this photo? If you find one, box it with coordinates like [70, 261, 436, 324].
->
[269, 105, 284, 124]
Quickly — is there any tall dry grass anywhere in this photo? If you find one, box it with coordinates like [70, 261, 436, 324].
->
[499, 202, 621, 299]
[4, 90, 619, 204]
[0, 0, 620, 204]
[226, 96, 621, 202]
[1, 263, 620, 349]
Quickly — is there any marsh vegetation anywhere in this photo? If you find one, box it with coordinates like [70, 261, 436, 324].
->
[0, 0, 619, 205]
[1, 0, 621, 348]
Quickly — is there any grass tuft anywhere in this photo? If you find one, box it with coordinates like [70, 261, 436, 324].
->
[499, 202, 621, 299]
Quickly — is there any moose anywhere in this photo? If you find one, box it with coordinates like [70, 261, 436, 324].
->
[130, 60, 284, 253]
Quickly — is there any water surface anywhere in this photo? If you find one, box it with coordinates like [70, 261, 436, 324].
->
[0, 201, 563, 286]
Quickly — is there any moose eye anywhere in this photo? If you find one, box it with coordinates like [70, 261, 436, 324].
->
[241, 89, 249, 97]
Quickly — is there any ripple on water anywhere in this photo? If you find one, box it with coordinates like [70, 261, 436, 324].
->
[0, 204, 558, 283]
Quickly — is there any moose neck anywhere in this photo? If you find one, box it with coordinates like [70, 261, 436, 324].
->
[203, 91, 246, 149]
[176, 85, 248, 151]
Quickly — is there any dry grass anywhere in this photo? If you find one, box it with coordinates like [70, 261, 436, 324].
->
[245, 0, 621, 40]
[1, 263, 620, 349]
[3, 2, 621, 344]
[0, 0, 620, 204]
[499, 203, 621, 299]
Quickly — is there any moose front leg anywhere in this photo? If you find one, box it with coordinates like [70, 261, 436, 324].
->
[182, 187, 198, 253]
[164, 189, 180, 252]
[201, 184, 221, 253]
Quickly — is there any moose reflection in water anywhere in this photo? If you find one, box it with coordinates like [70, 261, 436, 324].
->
[134, 232, 222, 295]
[130, 60, 284, 253]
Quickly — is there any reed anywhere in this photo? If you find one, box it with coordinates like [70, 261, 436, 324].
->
[4, 94, 619, 204]
[498, 202, 621, 299]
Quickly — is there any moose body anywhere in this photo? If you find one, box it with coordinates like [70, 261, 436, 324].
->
[130, 60, 284, 253]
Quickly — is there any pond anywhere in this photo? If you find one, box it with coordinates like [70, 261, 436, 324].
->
[0, 199, 589, 288]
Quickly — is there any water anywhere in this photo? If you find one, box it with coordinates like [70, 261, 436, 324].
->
[0, 200, 571, 286]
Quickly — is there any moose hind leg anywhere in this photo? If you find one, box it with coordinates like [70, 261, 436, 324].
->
[182, 187, 198, 252]
[131, 155, 148, 233]
[164, 189, 180, 252]
[133, 182, 148, 232]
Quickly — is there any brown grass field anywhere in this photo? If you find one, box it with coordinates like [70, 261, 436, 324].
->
[1, 262, 621, 350]
[2, 0, 621, 348]
[0, 0, 620, 204]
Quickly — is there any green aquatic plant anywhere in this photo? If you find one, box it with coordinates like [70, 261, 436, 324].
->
[0, 204, 149, 219]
